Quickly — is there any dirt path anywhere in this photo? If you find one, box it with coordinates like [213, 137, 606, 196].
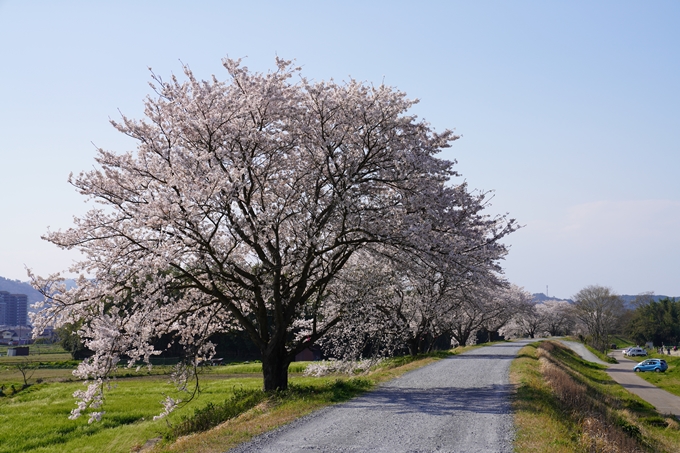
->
[558, 341, 680, 418]
[229, 340, 534, 453]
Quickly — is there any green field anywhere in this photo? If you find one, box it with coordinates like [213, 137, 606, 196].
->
[0, 362, 316, 453]
[0, 344, 315, 453]
[0, 343, 471, 453]
[0, 357, 434, 453]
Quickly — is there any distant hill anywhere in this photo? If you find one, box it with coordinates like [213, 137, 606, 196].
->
[533, 292, 677, 309]
[0, 276, 44, 304]
[0, 276, 78, 307]
[619, 294, 676, 309]
[532, 293, 573, 304]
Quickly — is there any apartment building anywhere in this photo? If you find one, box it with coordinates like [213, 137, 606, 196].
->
[0, 291, 28, 326]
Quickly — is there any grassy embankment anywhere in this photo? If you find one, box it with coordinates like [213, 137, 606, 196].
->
[609, 335, 636, 349]
[511, 340, 680, 452]
[561, 335, 633, 364]
[573, 335, 680, 399]
[0, 345, 474, 453]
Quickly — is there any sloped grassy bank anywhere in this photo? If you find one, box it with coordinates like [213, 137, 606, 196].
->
[511, 340, 680, 452]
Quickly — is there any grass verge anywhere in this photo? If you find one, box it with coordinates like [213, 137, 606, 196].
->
[583, 343, 618, 364]
[149, 346, 476, 453]
[610, 335, 636, 349]
[511, 340, 680, 452]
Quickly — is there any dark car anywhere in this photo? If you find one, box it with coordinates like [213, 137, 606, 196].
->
[633, 359, 668, 373]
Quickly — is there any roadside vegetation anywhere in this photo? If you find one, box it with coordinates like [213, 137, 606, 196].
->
[625, 297, 680, 348]
[582, 343, 618, 364]
[610, 335, 636, 349]
[511, 340, 680, 452]
[0, 344, 473, 453]
[151, 347, 483, 453]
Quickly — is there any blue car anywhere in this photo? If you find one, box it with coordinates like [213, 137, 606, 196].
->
[633, 359, 668, 373]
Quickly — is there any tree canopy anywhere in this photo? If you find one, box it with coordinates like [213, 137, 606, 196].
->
[573, 285, 624, 352]
[31, 58, 515, 422]
[626, 297, 680, 346]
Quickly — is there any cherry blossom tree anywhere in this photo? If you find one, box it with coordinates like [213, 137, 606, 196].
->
[321, 250, 461, 358]
[537, 300, 575, 336]
[318, 182, 515, 358]
[481, 284, 531, 340]
[447, 282, 522, 346]
[315, 252, 407, 362]
[510, 298, 545, 339]
[31, 57, 515, 420]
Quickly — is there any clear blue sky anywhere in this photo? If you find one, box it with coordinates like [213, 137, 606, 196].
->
[1, 0, 678, 299]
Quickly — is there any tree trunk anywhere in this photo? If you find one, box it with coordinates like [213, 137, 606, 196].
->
[452, 330, 470, 348]
[261, 341, 292, 391]
[407, 337, 419, 356]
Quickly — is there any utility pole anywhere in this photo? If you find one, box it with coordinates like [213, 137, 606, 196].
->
[546, 285, 549, 298]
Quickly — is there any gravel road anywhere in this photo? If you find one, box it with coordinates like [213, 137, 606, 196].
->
[229, 340, 533, 453]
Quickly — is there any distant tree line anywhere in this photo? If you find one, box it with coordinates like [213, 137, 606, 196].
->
[625, 297, 680, 347]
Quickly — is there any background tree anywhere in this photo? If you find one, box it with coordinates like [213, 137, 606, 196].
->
[482, 284, 531, 341]
[31, 58, 515, 421]
[511, 299, 545, 339]
[324, 251, 492, 357]
[626, 297, 680, 347]
[316, 252, 407, 362]
[572, 285, 624, 352]
[536, 300, 575, 337]
[446, 282, 519, 346]
[55, 321, 93, 360]
[15, 358, 37, 389]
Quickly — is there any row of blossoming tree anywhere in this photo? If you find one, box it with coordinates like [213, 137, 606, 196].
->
[30, 58, 518, 422]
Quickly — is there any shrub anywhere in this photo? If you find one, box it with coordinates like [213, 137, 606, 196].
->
[170, 387, 267, 438]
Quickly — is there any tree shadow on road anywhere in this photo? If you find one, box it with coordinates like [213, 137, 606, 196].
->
[446, 354, 516, 360]
[344, 384, 513, 416]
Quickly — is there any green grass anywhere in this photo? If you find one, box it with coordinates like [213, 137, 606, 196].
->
[152, 348, 474, 453]
[0, 347, 474, 453]
[609, 335, 636, 349]
[582, 343, 618, 364]
[168, 377, 373, 439]
[629, 353, 680, 397]
[0, 343, 68, 354]
[1, 378, 176, 452]
[510, 343, 582, 452]
[0, 369, 304, 453]
[511, 340, 680, 452]
[0, 354, 74, 365]
[0, 350, 318, 453]
[198, 361, 308, 375]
